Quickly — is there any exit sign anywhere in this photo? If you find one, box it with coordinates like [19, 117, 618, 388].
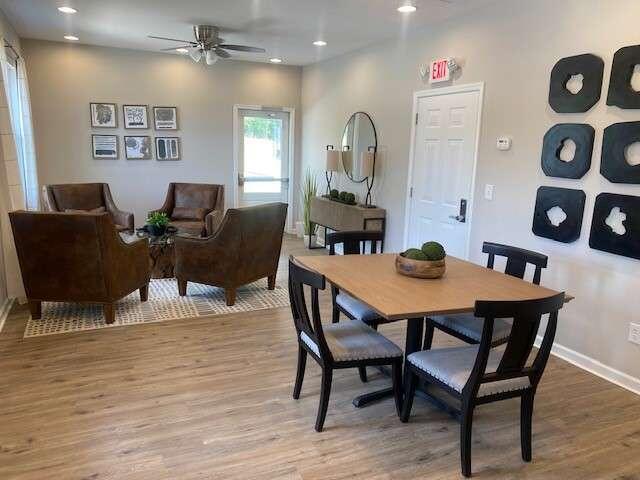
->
[429, 58, 451, 84]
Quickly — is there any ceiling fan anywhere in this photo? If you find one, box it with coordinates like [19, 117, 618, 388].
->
[149, 25, 266, 65]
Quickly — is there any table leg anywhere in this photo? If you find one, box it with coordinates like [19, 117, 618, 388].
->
[352, 317, 424, 408]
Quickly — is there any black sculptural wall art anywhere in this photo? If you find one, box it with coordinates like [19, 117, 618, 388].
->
[532, 186, 586, 243]
[607, 45, 640, 109]
[548, 54, 604, 113]
[589, 193, 640, 260]
[541, 124, 594, 179]
[600, 121, 640, 184]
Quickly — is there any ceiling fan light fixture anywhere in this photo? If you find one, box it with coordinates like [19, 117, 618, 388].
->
[205, 50, 219, 65]
[57, 6, 77, 14]
[270, 57, 283, 64]
[189, 48, 203, 62]
[397, 3, 417, 13]
[63, 35, 79, 41]
[313, 40, 327, 46]
[176, 48, 189, 54]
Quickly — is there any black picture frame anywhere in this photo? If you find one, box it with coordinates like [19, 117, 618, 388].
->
[548, 54, 604, 113]
[532, 186, 586, 243]
[155, 137, 181, 160]
[123, 104, 149, 129]
[91, 134, 118, 160]
[589, 192, 640, 260]
[600, 121, 640, 184]
[90, 102, 117, 128]
[541, 123, 594, 179]
[606, 45, 640, 109]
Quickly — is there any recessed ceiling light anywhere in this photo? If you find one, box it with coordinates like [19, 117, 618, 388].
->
[269, 58, 283, 63]
[397, 4, 417, 13]
[176, 48, 189, 54]
[57, 6, 77, 14]
[63, 35, 79, 41]
[313, 40, 327, 46]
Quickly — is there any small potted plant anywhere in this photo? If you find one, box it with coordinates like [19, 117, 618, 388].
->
[301, 168, 318, 247]
[146, 212, 169, 237]
[396, 241, 447, 279]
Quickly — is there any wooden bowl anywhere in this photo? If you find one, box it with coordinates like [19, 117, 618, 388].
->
[395, 254, 446, 279]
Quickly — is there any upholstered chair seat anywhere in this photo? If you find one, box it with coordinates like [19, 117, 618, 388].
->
[430, 314, 513, 346]
[300, 319, 403, 362]
[335, 292, 381, 324]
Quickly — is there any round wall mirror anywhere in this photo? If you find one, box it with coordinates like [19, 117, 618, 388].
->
[341, 112, 377, 183]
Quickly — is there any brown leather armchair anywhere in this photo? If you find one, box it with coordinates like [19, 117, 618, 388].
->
[9, 211, 150, 324]
[42, 183, 134, 232]
[175, 202, 288, 306]
[151, 183, 224, 236]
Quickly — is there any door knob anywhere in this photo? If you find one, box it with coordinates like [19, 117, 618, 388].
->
[450, 199, 467, 223]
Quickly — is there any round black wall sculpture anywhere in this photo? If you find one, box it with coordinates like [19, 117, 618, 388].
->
[548, 54, 604, 113]
[606, 45, 640, 109]
[541, 123, 594, 179]
[589, 193, 640, 260]
[532, 186, 586, 243]
[600, 121, 640, 184]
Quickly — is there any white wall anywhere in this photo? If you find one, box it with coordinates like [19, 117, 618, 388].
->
[23, 40, 302, 226]
[301, 0, 640, 382]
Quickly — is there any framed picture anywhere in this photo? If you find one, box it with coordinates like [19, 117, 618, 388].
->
[123, 104, 149, 129]
[90, 102, 117, 128]
[153, 106, 178, 130]
[156, 137, 180, 160]
[92, 135, 118, 159]
[124, 136, 153, 160]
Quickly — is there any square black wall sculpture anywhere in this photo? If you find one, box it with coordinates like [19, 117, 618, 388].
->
[607, 45, 640, 109]
[532, 186, 586, 243]
[589, 193, 640, 260]
[600, 121, 640, 184]
[548, 54, 604, 113]
[541, 123, 594, 179]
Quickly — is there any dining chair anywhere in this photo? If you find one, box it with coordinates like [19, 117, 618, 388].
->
[327, 230, 385, 383]
[424, 242, 549, 349]
[288, 258, 403, 432]
[400, 291, 565, 477]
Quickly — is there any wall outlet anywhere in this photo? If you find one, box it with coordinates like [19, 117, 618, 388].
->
[484, 184, 495, 201]
[629, 323, 640, 345]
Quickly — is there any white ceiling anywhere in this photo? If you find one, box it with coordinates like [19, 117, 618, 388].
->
[0, 0, 496, 66]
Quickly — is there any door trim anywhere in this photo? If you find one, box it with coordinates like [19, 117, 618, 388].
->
[232, 104, 296, 232]
[402, 82, 485, 259]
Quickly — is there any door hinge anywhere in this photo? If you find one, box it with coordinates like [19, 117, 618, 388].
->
[409, 187, 414, 198]
[415, 113, 419, 125]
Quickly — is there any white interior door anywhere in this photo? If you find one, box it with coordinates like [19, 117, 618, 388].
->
[406, 86, 482, 258]
[237, 108, 290, 208]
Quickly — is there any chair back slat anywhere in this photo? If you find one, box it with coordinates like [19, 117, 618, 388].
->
[326, 230, 384, 256]
[482, 242, 548, 285]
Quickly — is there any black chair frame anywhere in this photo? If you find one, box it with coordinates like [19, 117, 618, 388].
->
[401, 292, 565, 477]
[288, 258, 403, 432]
[424, 242, 549, 349]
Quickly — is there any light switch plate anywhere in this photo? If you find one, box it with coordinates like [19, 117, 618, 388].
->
[484, 184, 495, 201]
[629, 323, 640, 345]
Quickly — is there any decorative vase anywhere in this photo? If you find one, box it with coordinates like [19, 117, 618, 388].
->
[148, 224, 167, 237]
[395, 254, 446, 279]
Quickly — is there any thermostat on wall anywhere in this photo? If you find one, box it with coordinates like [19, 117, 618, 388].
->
[497, 136, 512, 151]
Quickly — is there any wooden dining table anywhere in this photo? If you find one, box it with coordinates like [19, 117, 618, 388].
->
[293, 253, 566, 408]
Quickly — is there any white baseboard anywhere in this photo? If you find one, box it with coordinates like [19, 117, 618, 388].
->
[0, 297, 15, 334]
[536, 336, 640, 396]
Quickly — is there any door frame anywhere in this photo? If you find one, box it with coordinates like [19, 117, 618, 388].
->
[402, 82, 485, 259]
[232, 104, 296, 232]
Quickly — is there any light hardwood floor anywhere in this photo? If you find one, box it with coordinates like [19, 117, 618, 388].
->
[1, 235, 639, 479]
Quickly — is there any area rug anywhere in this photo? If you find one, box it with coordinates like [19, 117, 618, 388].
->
[23, 278, 290, 338]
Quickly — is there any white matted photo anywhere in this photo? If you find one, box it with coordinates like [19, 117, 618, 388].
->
[124, 136, 153, 160]
[92, 135, 118, 159]
[123, 105, 149, 129]
[90, 102, 117, 128]
[153, 106, 178, 130]
[155, 137, 180, 160]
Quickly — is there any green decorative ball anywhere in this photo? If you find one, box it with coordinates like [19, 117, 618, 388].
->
[339, 191, 348, 201]
[346, 192, 356, 204]
[421, 241, 446, 261]
[404, 248, 428, 261]
[330, 189, 339, 199]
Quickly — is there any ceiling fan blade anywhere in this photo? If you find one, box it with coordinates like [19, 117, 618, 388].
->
[161, 45, 193, 51]
[148, 35, 197, 45]
[217, 44, 265, 53]
[215, 48, 231, 59]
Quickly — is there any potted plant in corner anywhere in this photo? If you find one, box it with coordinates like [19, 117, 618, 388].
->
[301, 168, 318, 247]
[146, 211, 170, 237]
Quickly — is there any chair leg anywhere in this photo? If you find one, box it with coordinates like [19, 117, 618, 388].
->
[391, 361, 403, 417]
[358, 366, 368, 383]
[423, 318, 435, 350]
[332, 305, 340, 324]
[28, 300, 42, 319]
[177, 278, 187, 297]
[315, 367, 333, 432]
[267, 274, 276, 290]
[400, 369, 418, 422]
[103, 303, 115, 325]
[521, 390, 534, 462]
[460, 403, 475, 477]
[225, 288, 236, 306]
[139, 284, 149, 302]
[293, 345, 307, 400]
